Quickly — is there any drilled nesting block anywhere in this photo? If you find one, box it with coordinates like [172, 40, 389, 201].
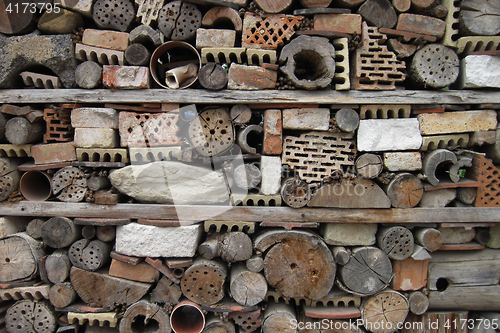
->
[0, 144, 31, 157]
[0, 285, 50, 301]
[188, 107, 234, 157]
[351, 22, 406, 90]
[230, 194, 282, 206]
[457, 36, 500, 56]
[409, 44, 459, 89]
[282, 132, 356, 183]
[158, 1, 202, 41]
[76, 148, 129, 163]
[67, 312, 118, 327]
[420, 134, 470, 151]
[242, 13, 302, 50]
[181, 258, 227, 305]
[204, 220, 255, 233]
[52, 167, 87, 202]
[92, 0, 135, 32]
[441, 0, 460, 48]
[332, 38, 350, 90]
[467, 155, 500, 207]
[360, 105, 411, 119]
[43, 108, 73, 144]
[128, 147, 182, 164]
[75, 44, 125, 65]
[118, 112, 181, 147]
[20, 72, 62, 89]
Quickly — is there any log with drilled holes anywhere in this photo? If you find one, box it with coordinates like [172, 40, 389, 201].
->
[0, 158, 20, 202]
[377, 226, 415, 260]
[0, 232, 45, 282]
[361, 290, 409, 333]
[158, 1, 202, 40]
[281, 178, 312, 208]
[92, 0, 135, 32]
[69, 239, 112, 271]
[181, 258, 227, 305]
[45, 249, 72, 284]
[119, 300, 171, 333]
[51, 167, 88, 202]
[5, 300, 56, 333]
[409, 44, 460, 89]
[41, 217, 81, 249]
[230, 263, 268, 306]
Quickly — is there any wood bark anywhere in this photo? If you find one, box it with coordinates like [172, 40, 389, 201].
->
[459, 0, 500, 36]
[332, 246, 350, 265]
[70, 267, 151, 310]
[124, 43, 151, 66]
[392, 0, 411, 12]
[339, 246, 392, 296]
[5, 117, 44, 145]
[41, 217, 81, 249]
[356, 154, 383, 179]
[26, 218, 45, 239]
[230, 263, 268, 307]
[357, 0, 398, 29]
[361, 290, 409, 333]
[377, 226, 414, 260]
[49, 282, 77, 308]
[5, 300, 56, 333]
[0, 232, 45, 282]
[150, 276, 182, 305]
[408, 291, 429, 315]
[69, 239, 112, 271]
[81, 225, 96, 239]
[87, 176, 111, 192]
[181, 258, 227, 305]
[96, 226, 116, 242]
[255, 0, 293, 13]
[51, 167, 88, 203]
[230, 104, 252, 125]
[198, 232, 253, 262]
[246, 254, 265, 272]
[262, 302, 296, 333]
[198, 63, 228, 91]
[45, 249, 71, 284]
[413, 227, 442, 252]
[384, 173, 423, 208]
[119, 300, 171, 333]
[0, 158, 21, 202]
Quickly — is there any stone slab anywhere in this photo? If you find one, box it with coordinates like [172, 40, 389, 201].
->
[82, 29, 129, 51]
[196, 28, 236, 49]
[260, 156, 281, 196]
[322, 223, 377, 246]
[357, 119, 422, 151]
[383, 152, 422, 171]
[418, 110, 497, 135]
[71, 108, 119, 129]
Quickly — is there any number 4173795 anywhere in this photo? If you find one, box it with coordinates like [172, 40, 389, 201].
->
[5, 2, 61, 14]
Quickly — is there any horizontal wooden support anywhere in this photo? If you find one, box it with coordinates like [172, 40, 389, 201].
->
[1, 202, 500, 223]
[1, 89, 500, 105]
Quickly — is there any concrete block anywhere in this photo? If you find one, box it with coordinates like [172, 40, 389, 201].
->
[71, 108, 119, 129]
[227, 64, 277, 90]
[74, 128, 119, 148]
[263, 109, 282, 155]
[82, 29, 130, 51]
[322, 223, 377, 246]
[458, 55, 500, 89]
[260, 156, 281, 195]
[282, 108, 330, 131]
[396, 13, 446, 39]
[313, 14, 362, 34]
[383, 152, 422, 171]
[115, 223, 203, 257]
[418, 110, 497, 135]
[357, 119, 422, 151]
[31, 142, 76, 164]
[103, 66, 150, 89]
[196, 28, 236, 49]
[419, 189, 456, 207]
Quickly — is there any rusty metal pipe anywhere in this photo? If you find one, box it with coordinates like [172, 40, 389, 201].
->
[170, 300, 205, 333]
[20, 171, 52, 201]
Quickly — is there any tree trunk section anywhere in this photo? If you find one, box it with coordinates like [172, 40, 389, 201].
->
[204, 314, 236, 333]
[69, 239, 112, 271]
[180, 258, 227, 305]
[199, 232, 253, 262]
[49, 282, 77, 308]
[81, 225, 96, 239]
[339, 246, 392, 296]
[392, 0, 411, 12]
[413, 227, 442, 252]
[230, 263, 268, 307]
[335, 108, 360, 133]
[5, 300, 56, 333]
[356, 154, 383, 179]
[361, 290, 409, 333]
[198, 233, 221, 259]
[255, 0, 294, 13]
[96, 226, 116, 242]
[459, 0, 500, 36]
[0, 0, 35, 34]
[198, 63, 228, 91]
[337, 0, 366, 8]
[384, 173, 423, 208]
[41, 217, 81, 249]
[150, 276, 182, 305]
[45, 249, 72, 284]
[51, 167, 88, 203]
[124, 43, 151, 66]
[26, 218, 46, 239]
[474, 228, 491, 245]
[119, 300, 171, 333]
[0, 158, 21, 202]
[5, 117, 44, 145]
[87, 176, 111, 192]
[246, 254, 265, 272]
[230, 105, 252, 125]
[408, 291, 429, 315]
[70, 267, 151, 310]
[411, 0, 436, 10]
[0, 232, 45, 282]
[357, 0, 398, 29]
[456, 187, 477, 205]
[262, 302, 296, 333]
[332, 246, 350, 265]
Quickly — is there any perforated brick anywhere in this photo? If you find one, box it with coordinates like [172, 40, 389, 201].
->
[75, 43, 124, 65]
[76, 148, 129, 163]
[201, 47, 246, 64]
[457, 36, 500, 56]
[351, 22, 406, 90]
[440, 0, 460, 48]
[467, 155, 500, 207]
[0, 144, 31, 157]
[242, 13, 302, 50]
[118, 112, 181, 147]
[128, 147, 182, 163]
[360, 105, 411, 119]
[20, 71, 62, 89]
[43, 108, 73, 144]
[310, 291, 361, 308]
[421, 134, 469, 151]
[230, 194, 282, 206]
[332, 38, 350, 91]
[283, 132, 356, 183]
[229, 309, 262, 333]
[204, 220, 255, 233]
[246, 49, 277, 65]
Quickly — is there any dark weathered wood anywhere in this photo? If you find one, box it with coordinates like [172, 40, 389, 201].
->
[459, 0, 500, 36]
[357, 0, 398, 29]
[355, 154, 383, 179]
[361, 290, 409, 333]
[150, 276, 182, 304]
[26, 218, 45, 239]
[384, 173, 423, 208]
[41, 217, 81, 249]
[408, 291, 429, 315]
[181, 258, 227, 305]
[119, 300, 171, 333]
[198, 63, 228, 91]
[230, 263, 267, 307]
[70, 267, 151, 310]
[0, 0, 35, 35]
[96, 226, 115, 242]
[69, 239, 111, 271]
[332, 246, 350, 265]
[456, 187, 477, 205]
[255, 0, 293, 13]
[0, 232, 45, 282]
[5, 300, 56, 333]
[124, 43, 151, 66]
[475, 228, 491, 245]
[49, 282, 77, 308]
[5, 117, 44, 145]
[51, 167, 88, 203]
[81, 225, 96, 239]
[339, 246, 392, 295]
[300, 0, 332, 8]
[413, 227, 442, 252]
[262, 302, 296, 332]
[45, 250, 71, 284]
[0, 158, 20, 202]
[199, 232, 253, 262]
[411, 0, 435, 10]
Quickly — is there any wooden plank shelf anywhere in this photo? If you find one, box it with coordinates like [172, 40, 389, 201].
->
[1, 201, 500, 223]
[1, 89, 500, 105]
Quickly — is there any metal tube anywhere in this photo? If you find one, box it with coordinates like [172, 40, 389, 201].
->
[20, 171, 52, 201]
[170, 300, 205, 333]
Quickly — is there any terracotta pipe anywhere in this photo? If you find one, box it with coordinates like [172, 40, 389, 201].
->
[170, 300, 205, 333]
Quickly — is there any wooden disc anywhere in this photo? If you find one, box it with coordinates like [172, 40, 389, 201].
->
[264, 237, 335, 300]
[339, 247, 392, 295]
[26, 219, 45, 239]
[181, 259, 227, 305]
[49, 282, 77, 308]
[281, 178, 311, 208]
[119, 300, 171, 333]
[51, 167, 87, 202]
[221, 232, 253, 262]
[5, 300, 56, 333]
[361, 291, 409, 333]
[409, 44, 459, 89]
[408, 291, 429, 315]
[230, 265, 267, 306]
[0, 0, 35, 35]
[45, 250, 71, 284]
[299, 0, 333, 8]
[356, 153, 383, 179]
[377, 226, 414, 260]
[0, 236, 37, 282]
[158, 1, 201, 40]
[198, 63, 228, 91]
[230, 105, 252, 124]
[335, 108, 360, 133]
[93, 0, 135, 32]
[459, 0, 500, 36]
[41, 217, 80, 249]
[188, 107, 234, 157]
[385, 173, 423, 208]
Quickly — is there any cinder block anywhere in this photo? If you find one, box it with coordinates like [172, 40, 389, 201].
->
[201, 47, 246, 64]
[263, 109, 282, 155]
[115, 223, 203, 257]
[332, 38, 350, 91]
[457, 55, 500, 89]
[76, 148, 129, 163]
[74, 128, 119, 148]
[82, 29, 129, 51]
[242, 13, 302, 50]
[441, 0, 460, 47]
[360, 105, 411, 119]
[119, 112, 181, 147]
[246, 49, 277, 65]
[282, 108, 330, 131]
[31, 142, 76, 165]
[196, 28, 236, 49]
[383, 152, 422, 171]
[313, 14, 362, 35]
[75, 43, 124, 65]
[357, 119, 422, 152]
[71, 108, 119, 129]
[421, 134, 469, 151]
[418, 110, 497, 135]
[260, 156, 282, 195]
[227, 64, 277, 90]
[457, 36, 500, 56]
[396, 13, 446, 39]
[109, 259, 159, 283]
[103, 66, 150, 89]
[322, 223, 377, 246]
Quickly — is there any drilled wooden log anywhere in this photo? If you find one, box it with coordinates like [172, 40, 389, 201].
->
[361, 290, 409, 333]
[69, 239, 112, 271]
[384, 173, 423, 208]
[150, 276, 182, 305]
[230, 263, 267, 307]
[41, 217, 80, 249]
[255, 0, 294, 13]
[181, 258, 227, 305]
[392, 0, 411, 12]
[0, 232, 45, 282]
[233, 163, 262, 190]
[49, 282, 77, 308]
[188, 107, 234, 157]
[262, 302, 296, 333]
[281, 178, 311, 208]
[408, 291, 429, 315]
[51, 167, 88, 202]
[119, 300, 171, 333]
[124, 43, 151, 66]
[5, 300, 56, 333]
[158, 1, 202, 40]
[409, 44, 460, 89]
[198, 63, 228, 91]
[230, 104, 252, 125]
[339, 246, 392, 296]
[92, 0, 135, 32]
[96, 226, 116, 242]
[5, 116, 44, 145]
[198, 232, 253, 262]
[377, 226, 414, 260]
[459, 0, 500, 36]
[413, 227, 442, 252]
[87, 176, 111, 192]
[45, 249, 71, 284]
[246, 254, 265, 273]
[332, 246, 350, 265]
[0, 158, 20, 202]
[356, 154, 383, 179]
[81, 225, 96, 239]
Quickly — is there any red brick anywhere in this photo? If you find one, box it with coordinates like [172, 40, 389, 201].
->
[313, 14, 362, 35]
[227, 64, 277, 90]
[263, 109, 282, 155]
[103, 66, 150, 89]
[31, 142, 76, 165]
[82, 29, 129, 51]
[391, 258, 428, 291]
[396, 13, 446, 39]
[109, 259, 159, 283]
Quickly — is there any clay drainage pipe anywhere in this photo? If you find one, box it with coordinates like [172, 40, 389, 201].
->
[170, 300, 205, 333]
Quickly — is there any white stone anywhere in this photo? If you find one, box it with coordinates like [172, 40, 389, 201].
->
[260, 156, 281, 195]
[74, 128, 119, 148]
[0, 217, 30, 238]
[383, 152, 422, 171]
[282, 108, 330, 131]
[322, 223, 377, 246]
[357, 119, 422, 152]
[196, 28, 236, 49]
[71, 108, 118, 128]
[458, 55, 500, 89]
[115, 223, 203, 257]
[419, 189, 456, 207]
[109, 161, 230, 204]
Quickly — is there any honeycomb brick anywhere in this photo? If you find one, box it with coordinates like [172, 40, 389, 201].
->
[230, 194, 282, 206]
[20, 71, 62, 89]
[457, 36, 500, 56]
[351, 22, 406, 90]
[360, 104, 411, 119]
[441, 0, 460, 48]
[76, 148, 129, 163]
[75, 43, 125, 65]
[201, 47, 246, 64]
[128, 147, 182, 164]
[332, 38, 350, 91]
[0, 144, 31, 157]
[229, 309, 262, 333]
[118, 112, 182, 147]
[43, 108, 73, 144]
[204, 220, 255, 233]
[246, 49, 277, 65]
[242, 13, 302, 50]
[67, 312, 118, 328]
[467, 155, 500, 207]
[282, 132, 356, 183]
[420, 134, 469, 151]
